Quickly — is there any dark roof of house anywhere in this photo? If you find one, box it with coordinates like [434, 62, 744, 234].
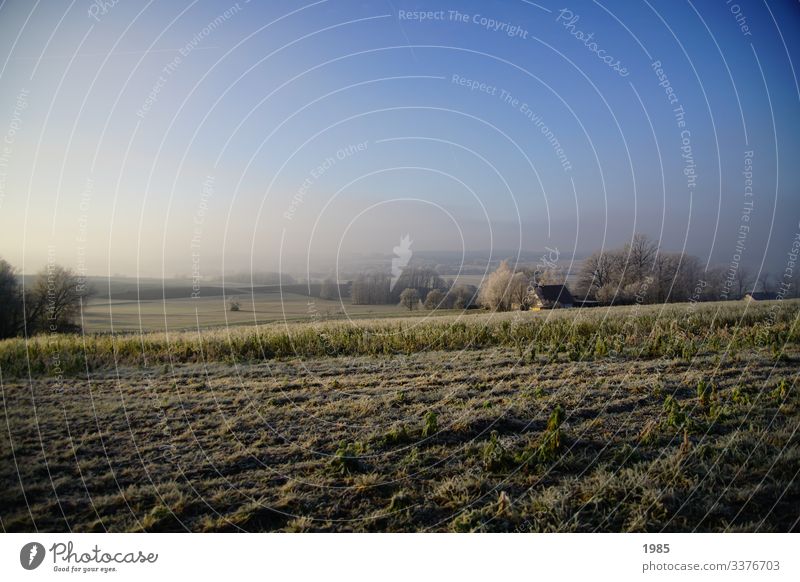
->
[573, 298, 600, 307]
[746, 292, 778, 300]
[536, 284, 574, 305]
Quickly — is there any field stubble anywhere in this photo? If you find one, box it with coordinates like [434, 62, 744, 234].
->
[0, 300, 798, 532]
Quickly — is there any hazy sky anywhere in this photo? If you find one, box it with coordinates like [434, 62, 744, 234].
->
[0, 0, 798, 279]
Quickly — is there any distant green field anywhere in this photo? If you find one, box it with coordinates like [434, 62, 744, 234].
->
[72, 276, 472, 332]
[80, 292, 423, 333]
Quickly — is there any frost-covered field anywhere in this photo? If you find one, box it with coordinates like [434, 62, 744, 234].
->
[1, 300, 798, 532]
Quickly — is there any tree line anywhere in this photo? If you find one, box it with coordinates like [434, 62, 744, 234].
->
[338, 265, 479, 311]
[573, 233, 793, 304]
[2, 234, 794, 338]
[0, 258, 93, 339]
[477, 233, 796, 312]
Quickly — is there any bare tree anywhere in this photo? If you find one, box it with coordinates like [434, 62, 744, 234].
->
[537, 266, 566, 285]
[423, 289, 444, 310]
[0, 258, 23, 338]
[653, 252, 689, 303]
[508, 271, 529, 309]
[320, 278, 338, 300]
[477, 261, 534, 311]
[445, 284, 478, 310]
[578, 236, 720, 306]
[478, 260, 514, 311]
[623, 233, 658, 283]
[399, 288, 419, 311]
[391, 266, 444, 302]
[673, 254, 704, 302]
[702, 266, 726, 302]
[734, 265, 752, 299]
[757, 271, 774, 294]
[577, 251, 619, 297]
[351, 272, 390, 305]
[25, 265, 93, 333]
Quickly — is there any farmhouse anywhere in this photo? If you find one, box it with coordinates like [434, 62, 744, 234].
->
[526, 283, 574, 310]
[743, 291, 778, 301]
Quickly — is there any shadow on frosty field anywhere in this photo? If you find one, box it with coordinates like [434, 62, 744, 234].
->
[1, 301, 798, 532]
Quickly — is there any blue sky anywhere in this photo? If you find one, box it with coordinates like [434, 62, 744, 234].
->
[0, 0, 798, 278]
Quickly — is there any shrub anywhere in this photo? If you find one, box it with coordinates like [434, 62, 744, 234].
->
[422, 410, 438, 437]
[423, 289, 445, 310]
[329, 441, 365, 475]
[537, 404, 565, 462]
[399, 288, 419, 311]
[663, 395, 686, 429]
[381, 424, 411, 446]
[771, 379, 790, 401]
[697, 379, 712, 408]
[482, 430, 514, 472]
[731, 385, 750, 405]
